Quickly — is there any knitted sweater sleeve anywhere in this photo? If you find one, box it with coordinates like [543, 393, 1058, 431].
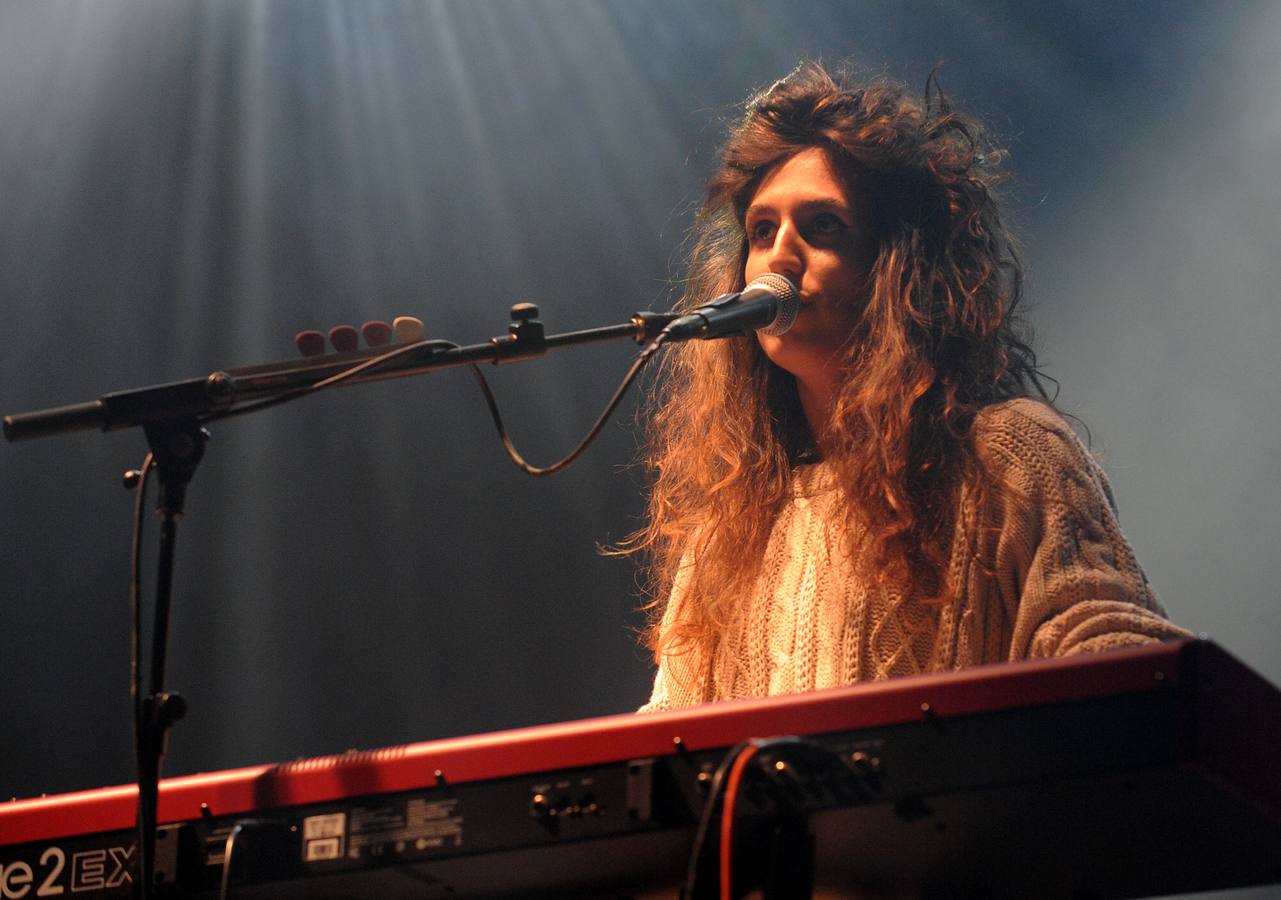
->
[637, 555, 708, 713]
[979, 400, 1192, 659]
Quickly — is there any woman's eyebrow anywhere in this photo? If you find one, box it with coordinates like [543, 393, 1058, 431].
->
[744, 198, 853, 220]
[793, 198, 854, 216]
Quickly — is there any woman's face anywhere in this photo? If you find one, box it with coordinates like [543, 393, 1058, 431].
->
[743, 147, 876, 387]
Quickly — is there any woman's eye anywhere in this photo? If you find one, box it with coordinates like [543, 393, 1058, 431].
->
[810, 213, 847, 235]
[748, 220, 775, 243]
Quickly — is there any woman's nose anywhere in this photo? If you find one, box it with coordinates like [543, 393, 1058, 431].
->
[767, 222, 803, 280]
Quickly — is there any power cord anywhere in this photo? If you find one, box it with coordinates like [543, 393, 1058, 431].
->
[683, 736, 876, 900]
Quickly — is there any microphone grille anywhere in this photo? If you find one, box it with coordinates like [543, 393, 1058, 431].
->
[753, 273, 800, 336]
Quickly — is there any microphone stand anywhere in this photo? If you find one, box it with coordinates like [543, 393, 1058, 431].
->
[2, 303, 676, 899]
[134, 419, 203, 899]
[3, 307, 676, 442]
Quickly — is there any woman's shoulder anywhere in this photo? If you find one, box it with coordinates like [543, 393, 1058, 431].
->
[973, 396, 1074, 438]
[973, 397, 1084, 452]
[970, 397, 1102, 488]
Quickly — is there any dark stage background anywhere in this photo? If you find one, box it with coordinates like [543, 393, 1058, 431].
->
[3, 2, 1279, 865]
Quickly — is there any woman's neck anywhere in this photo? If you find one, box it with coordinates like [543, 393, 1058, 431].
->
[796, 370, 840, 455]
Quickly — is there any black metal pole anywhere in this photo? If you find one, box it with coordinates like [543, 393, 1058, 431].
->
[3, 309, 677, 442]
[134, 422, 204, 899]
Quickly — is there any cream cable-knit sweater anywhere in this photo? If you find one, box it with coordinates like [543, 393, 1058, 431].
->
[640, 399, 1190, 712]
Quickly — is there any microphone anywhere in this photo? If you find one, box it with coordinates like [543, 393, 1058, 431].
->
[661, 273, 800, 342]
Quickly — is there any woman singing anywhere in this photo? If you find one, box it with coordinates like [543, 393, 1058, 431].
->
[631, 62, 1188, 712]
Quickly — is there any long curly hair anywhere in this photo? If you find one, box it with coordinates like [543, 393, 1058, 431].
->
[629, 62, 1049, 662]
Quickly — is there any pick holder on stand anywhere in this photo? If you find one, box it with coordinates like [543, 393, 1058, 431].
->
[3, 303, 681, 899]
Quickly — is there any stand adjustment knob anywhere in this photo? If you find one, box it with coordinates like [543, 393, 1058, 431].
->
[155, 691, 187, 727]
[510, 303, 540, 322]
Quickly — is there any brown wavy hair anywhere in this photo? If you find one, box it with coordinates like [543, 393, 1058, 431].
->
[628, 62, 1049, 662]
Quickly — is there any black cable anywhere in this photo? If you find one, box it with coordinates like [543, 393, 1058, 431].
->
[681, 740, 753, 900]
[217, 818, 281, 900]
[201, 338, 458, 424]
[470, 331, 669, 476]
[218, 821, 247, 900]
[129, 453, 155, 880]
[681, 736, 848, 900]
[204, 328, 671, 479]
